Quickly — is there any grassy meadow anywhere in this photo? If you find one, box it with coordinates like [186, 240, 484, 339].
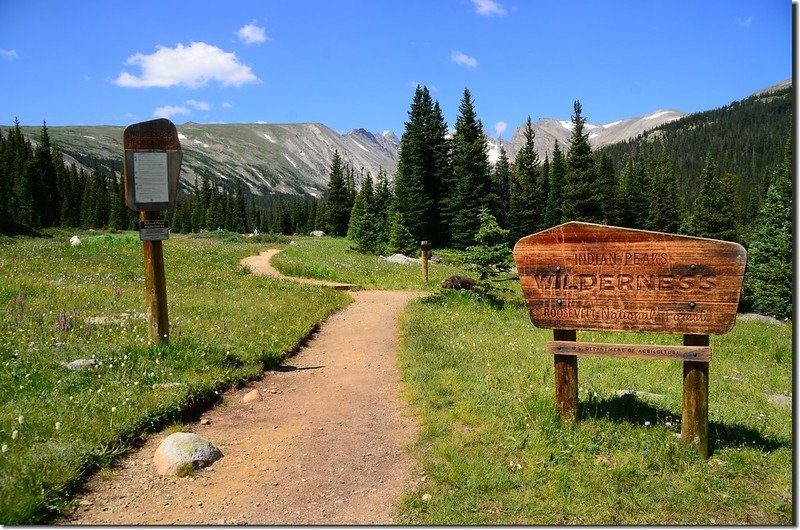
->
[0, 231, 350, 524]
[396, 289, 792, 525]
[0, 232, 792, 524]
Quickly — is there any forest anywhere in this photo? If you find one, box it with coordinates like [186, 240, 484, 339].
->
[0, 84, 791, 318]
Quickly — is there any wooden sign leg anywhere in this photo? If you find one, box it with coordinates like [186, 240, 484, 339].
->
[681, 334, 709, 458]
[142, 210, 169, 346]
[553, 329, 578, 424]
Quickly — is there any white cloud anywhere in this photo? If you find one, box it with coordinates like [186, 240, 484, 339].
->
[471, 0, 507, 16]
[221, 101, 233, 109]
[494, 121, 507, 137]
[186, 99, 211, 111]
[237, 21, 267, 44]
[451, 51, 478, 68]
[115, 42, 259, 88]
[152, 105, 191, 120]
[0, 49, 18, 60]
[736, 16, 754, 27]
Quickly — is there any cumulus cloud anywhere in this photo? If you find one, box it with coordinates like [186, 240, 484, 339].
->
[186, 99, 211, 111]
[115, 42, 259, 88]
[221, 101, 233, 109]
[237, 21, 267, 44]
[152, 105, 191, 120]
[494, 121, 507, 137]
[451, 51, 478, 68]
[471, 0, 507, 16]
[0, 49, 18, 60]
[736, 16, 754, 27]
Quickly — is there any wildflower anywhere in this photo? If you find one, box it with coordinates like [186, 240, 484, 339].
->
[55, 422, 62, 430]
[111, 407, 117, 413]
[12, 430, 18, 440]
[644, 421, 651, 427]
[1, 444, 7, 453]
[17, 415, 24, 425]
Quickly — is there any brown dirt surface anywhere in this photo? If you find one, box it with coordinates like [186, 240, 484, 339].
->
[60, 249, 425, 525]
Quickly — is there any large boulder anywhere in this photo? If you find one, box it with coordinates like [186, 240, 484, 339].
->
[310, 230, 326, 237]
[153, 432, 223, 476]
[69, 235, 82, 247]
[379, 253, 419, 266]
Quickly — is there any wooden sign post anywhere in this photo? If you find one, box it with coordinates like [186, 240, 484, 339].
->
[420, 241, 431, 284]
[513, 222, 746, 457]
[123, 119, 182, 346]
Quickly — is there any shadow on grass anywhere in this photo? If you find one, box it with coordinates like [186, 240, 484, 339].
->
[581, 394, 790, 454]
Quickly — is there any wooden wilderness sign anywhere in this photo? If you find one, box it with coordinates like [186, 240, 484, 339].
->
[513, 222, 747, 458]
[513, 222, 747, 336]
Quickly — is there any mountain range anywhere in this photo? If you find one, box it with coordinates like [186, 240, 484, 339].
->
[11, 80, 787, 202]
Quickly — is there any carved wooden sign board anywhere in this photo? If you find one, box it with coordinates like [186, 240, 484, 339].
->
[513, 222, 747, 337]
[122, 118, 182, 212]
[514, 222, 747, 458]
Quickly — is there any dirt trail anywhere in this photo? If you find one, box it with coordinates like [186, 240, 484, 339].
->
[62, 249, 424, 525]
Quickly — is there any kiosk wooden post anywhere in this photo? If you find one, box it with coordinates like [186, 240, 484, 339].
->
[513, 222, 746, 458]
[122, 119, 182, 346]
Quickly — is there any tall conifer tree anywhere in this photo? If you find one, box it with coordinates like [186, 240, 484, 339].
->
[563, 100, 603, 222]
[508, 117, 542, 241]
[448, 88, 497, 248]
[325, 150, 351, 236]
[543, 140, 566, 228]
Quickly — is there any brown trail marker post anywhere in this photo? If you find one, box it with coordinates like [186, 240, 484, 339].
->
[122, 118, 182, 346]
[420, 241, 431, 284]
[513, 222, 746, 458]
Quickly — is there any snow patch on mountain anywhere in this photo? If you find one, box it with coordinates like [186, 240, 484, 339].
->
[283, 154, 297, 168]
[263, 133, 276, 144]
[350, 138, 369, 152]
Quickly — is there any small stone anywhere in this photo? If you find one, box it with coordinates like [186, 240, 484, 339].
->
[62, 358, 98, 371]
[242, 389, 261, 403]
[200, 418, 211, 425]
[153, 432, 223, 476]
[421, 493, 432, 502]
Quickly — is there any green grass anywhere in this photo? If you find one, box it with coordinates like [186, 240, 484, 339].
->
[271, 236, 469, 290]
[396, 289, 792, 525]
[0, 230, 350, 524]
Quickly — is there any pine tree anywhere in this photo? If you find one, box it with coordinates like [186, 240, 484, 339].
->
[597, 151, 616, 224]
[494, 145, 512, 229]
[543, 141, 566, 228]
[646, 150, 684, 233]
[508, 116, 542, 242]
[683, 156, 740, 241]
[232, 179, 248, 233]
[743, 153, 792, 319]
[387, 211, 418, 256]
[325, 150, 351, 236]
[392, 85, 447, 245]
[563, 100, 603, 223]
[448, 88, 497, 248]
[32, 122, 60, 227]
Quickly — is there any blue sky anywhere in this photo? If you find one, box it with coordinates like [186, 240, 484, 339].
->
[0, 0, 791, 136]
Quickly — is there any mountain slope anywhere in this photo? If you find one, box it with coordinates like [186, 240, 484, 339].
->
[18, 122, 399, 201]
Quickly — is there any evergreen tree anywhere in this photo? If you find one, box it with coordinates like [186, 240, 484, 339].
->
[448, 88, 497, 248]
[464, 208, 512, 283]
[563, 100, 603, 223]
[597, 151, 616, 224]
[494, 145, 512, 229]
[32, 122, 60, 227]
[387, 211, 418, 256]
[683, 156, 740, 241]
[325, 150, 351, 236]
[743, 154, 792, 319]
[646, 150, 684, 233]
[508, 116, 542, 242]
[392, 85, 447, 245]
[543, 140, 566, 228]
[232, 179, 248, 233]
